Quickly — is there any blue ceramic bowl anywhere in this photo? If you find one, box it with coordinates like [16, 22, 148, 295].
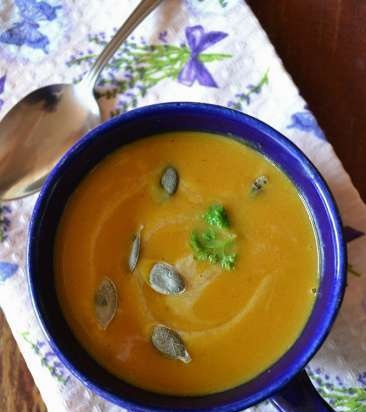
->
[27, 103, 346, 412]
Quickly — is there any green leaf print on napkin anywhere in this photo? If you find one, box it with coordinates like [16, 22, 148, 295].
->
[308, 368, 366, 411]
[67, 26, 231, 116]
[198, 0, 229, 7]
[228, 69, 269, 110]
[21, 332, 70, 385]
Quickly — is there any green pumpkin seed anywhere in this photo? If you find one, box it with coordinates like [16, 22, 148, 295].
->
[160, 166, 179, 195]
[94, 277, 118, 330]
[251, 175, 268, 194]
[151, 325, 191, 363]
[129, 226, 143, 272]
[149, 262, 185, 295]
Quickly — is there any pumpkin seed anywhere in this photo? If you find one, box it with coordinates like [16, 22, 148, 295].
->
[149, 262, 185, 295]
[251, 175, 268, 194]
[151, 325, 191, 363]
[94, 277, 118, 330]
[128, 226, 143, 272]
[160, 166, 179, 195]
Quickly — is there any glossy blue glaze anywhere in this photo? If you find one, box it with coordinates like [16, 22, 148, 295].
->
[27, 103, 346, 411]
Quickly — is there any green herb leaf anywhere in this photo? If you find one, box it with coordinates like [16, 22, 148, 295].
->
[190, 228, 237, 270]
[204, 204, 230, 229]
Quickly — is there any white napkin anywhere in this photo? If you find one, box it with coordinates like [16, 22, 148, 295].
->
[0, 1, 365, 411]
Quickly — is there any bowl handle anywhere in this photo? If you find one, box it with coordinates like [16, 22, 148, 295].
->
[270, 370, 334, 411]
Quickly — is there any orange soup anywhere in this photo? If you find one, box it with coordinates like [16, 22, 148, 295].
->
[55, 132, 318, 395]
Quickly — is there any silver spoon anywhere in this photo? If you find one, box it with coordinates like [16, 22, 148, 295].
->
[0, 0, 162, 201]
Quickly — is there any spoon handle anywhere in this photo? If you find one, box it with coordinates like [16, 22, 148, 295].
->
[83, 0, 163, 88]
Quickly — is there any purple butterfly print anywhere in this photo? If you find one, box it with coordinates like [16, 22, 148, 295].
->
[0, 75, 5, 111]
[287, 110, 326, 140]
[0, 262, 18, 282]
[0, 0, 61, 53]
[178, 25, 228, 88]
[16, 0, 60, 21]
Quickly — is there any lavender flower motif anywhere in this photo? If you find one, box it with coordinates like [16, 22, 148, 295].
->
[358, 372, 366, 388]
[158, 31, 168, 44]
[0, 75, 5, 110]
[178, 25, 228, 88]
[343, 226, 365, 243]
[0, 204, 11, 242]
[307, 367, 366, 410]
[287, 110, 326, 140]
[66, 26, 231, 116]
[197, 0, 229, 6]
[0, 262, 18, 282]
[187, 0, 237, 15]
[21, 332, 70, 385]
[227, 69, 269, 110]
[219, 0, 229, 6]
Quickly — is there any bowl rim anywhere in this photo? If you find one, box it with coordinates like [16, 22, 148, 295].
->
[27, 102, 347, 412]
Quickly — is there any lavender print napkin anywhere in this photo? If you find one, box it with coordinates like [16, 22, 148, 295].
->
[0, 1, 365, 411]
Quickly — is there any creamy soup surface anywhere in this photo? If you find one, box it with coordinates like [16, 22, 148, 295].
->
[55, 132, 318, 395]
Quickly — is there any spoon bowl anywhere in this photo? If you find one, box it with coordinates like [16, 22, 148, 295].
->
[0, 83, 100, 200]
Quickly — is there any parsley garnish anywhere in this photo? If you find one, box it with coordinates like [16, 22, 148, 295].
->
[204, 204, 230, 229]
[190, 205, 237, 270]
